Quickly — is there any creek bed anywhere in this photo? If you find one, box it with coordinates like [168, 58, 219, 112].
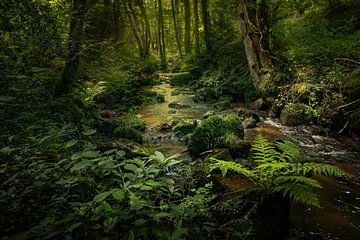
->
[138, 82, 360, 240]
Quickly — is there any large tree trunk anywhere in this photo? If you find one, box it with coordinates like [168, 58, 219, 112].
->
[184, 0, 191, 55]
[136, 0, 151, 56]
[125, 0, 144, 58]
[193, 0, 200, 56]
[171, 0, 183, 58]
[56, 0, 86, 96]
[238, 0, 272, 93]
[157, 0, 166, 68]
[201, 0, 211, 51]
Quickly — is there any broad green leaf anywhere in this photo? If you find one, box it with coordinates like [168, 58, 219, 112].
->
[93, 191, 113, 203]
[82, 150, 99, 158]
[71, 152, 83, 160]
[145, 180, 161, 187]
[140, 185, 153, 191]
[100, 201, 112, 212]
[70, 161, 90, 172]
[112, 189, 125, 201]
[124, 164, 138, 172]
[83, 129, 96, 136]
[64, 139, 78, 148]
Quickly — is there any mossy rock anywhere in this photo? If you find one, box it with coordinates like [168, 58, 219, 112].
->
[180, 63, 202, 79]
[143, 91, 165, 103]
[113, 126, 142, 143]
[203, 110, 216, 119]
[242, 117, 257, 129]
[187, 114, 244, 156]
[129, 118, 146, 132]
[172, 119, 197, 136]
[194, 87, 218, 102]
[168, 102, 191, 109]
[214, 100, 231, 110]
[160, 72, 193, 86]
[289, 82, 312, 102]
[280, 103, 310, 126]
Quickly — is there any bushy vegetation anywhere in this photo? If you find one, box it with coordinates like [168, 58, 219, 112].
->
[188, 114, 244, 156]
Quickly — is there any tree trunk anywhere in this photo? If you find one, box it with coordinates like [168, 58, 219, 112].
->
[184, 0, 191, 55]
[201, 0, 211, 51]
[157, 0, 166, 67]
[125, 0, 144, 58]
[171, 0, 183, 58]
[113, 0, 120, 40]
[193, 0, 200, 56]
[238, 0, 272, 93]
[136, 0, 151, 56]
[56, 0, 86, 96]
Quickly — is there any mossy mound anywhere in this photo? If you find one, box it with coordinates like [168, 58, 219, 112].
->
[187, 114, 244, 156]
[160, 72, 193, 86]
[280, 103, 310, 126]
[180, 63, 202, 79]
[113, 126, 142, 143]
[172, 119, 197, 136]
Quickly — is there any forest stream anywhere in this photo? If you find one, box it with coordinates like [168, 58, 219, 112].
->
[138, 81, 360, 240]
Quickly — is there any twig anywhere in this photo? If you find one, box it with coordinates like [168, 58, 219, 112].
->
[337, 120, 349, 134]
[336, 99, 360, 111]
[334, 58, 360, 65]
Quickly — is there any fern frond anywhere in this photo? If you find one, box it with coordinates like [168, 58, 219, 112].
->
[274, 176, 323, 189]
[293, 162, 346, 177]
[252, 135, 278, 164]
[275, 140, 301, 162]
[273, 183, 320, 207]
[209, 158, 257, 181]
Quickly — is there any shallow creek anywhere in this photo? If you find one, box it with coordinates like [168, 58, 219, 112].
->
[137, 82, 360, 240]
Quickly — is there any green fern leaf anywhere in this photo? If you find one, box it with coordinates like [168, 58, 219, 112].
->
[273, 183, 320, 207]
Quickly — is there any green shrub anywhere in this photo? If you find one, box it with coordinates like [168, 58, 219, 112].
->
[160, 72, 193, 86]
[188, 114, 244, 156]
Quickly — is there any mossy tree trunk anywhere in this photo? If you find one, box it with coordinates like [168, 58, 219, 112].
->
[125, 0, 144, 58]
[171, 0, 183, 58]
[184, 0, 191, 55]
[135, 0, 151, 57]
[157, 0, 166, 68]
[193, 0, 200, 56]
[55, 0, 86, 96]
[238, 0, 272, 94]
[201, 0, 211, 52]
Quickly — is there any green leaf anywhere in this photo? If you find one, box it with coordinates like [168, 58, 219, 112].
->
[140, 185, 153, 191]
[112, 189, 125, 201]
[70, 161, 90, 172]
[71, 152, 83, 160]
[64, 139, 78, 148]
[124, 164, 138, 172]
[145, 180, 161, 187]
[93, 191, 113, 203]
[100, 201, 112, 212]
[83, 129, 96, 136]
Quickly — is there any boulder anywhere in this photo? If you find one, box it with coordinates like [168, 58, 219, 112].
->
[242, 117, 257, 129]
[224, 140, 252, 159]
[113, 126, 142, 143]
[168, 102, 191, 109]
[250, 98, 269, 111]
[172, 119, 197, 135]
[214, 100, 231, 110]
[280, 103, 310, 126]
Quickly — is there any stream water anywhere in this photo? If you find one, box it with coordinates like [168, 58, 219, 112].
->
[137, 82, 360, 240]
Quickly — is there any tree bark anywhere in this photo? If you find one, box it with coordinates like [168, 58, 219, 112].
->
[135, 0, 151, 56]
[238, 0, 272, 93]
[171, 0, 183, 58]
[157, 0, 166, 67]
[193, 0, 200, 56]
[56, 0, 86, 96]
[184, 0, 191, 55]
[201, 0, 211, 51]
[125, 0, 144, 58]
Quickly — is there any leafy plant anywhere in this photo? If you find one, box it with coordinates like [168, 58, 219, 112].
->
[210, 135, 346, 207]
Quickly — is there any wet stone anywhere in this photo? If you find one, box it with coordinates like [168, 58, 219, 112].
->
[168, 102, 191, 109]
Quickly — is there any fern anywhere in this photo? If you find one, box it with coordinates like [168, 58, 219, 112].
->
[252, 135, 278, 164]
[210, 134, 347, 207]
[273, 183, 321, 207]
[275, 140, 301, 162]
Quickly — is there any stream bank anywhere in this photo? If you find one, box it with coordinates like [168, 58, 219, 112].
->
[137, 81, 360, 240]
